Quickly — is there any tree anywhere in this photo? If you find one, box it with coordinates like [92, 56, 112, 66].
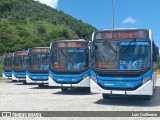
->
[0, 0, 96, 55]
[36, 22, 46, 35]
[0, 0, 14, 13]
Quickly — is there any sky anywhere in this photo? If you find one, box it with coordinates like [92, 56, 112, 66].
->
[35, 0, 160, 50]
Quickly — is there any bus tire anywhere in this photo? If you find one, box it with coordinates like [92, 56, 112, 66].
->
[61, 87, 69, 92]
[102, 94, 110, 99]
[144, 95, 152, 101]
[23, 81, 26, 84]
[38, 84, 45, 87]
[154, 87, 156, 91]
[12, 80, 17, 82]
[153, 80, 156, 91]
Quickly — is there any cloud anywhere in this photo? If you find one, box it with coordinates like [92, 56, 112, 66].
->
[35, 0, 59, 8]
[123, 17, 136, 24]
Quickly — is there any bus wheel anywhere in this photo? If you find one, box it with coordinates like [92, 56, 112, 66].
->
[153, 80, 156, 91]
[61, 87, 69, 92]
[23, 81, 26, 84]
[144, 95, 152, 101]
[102, 94, 110, 99]
[38, 84, 45, 87]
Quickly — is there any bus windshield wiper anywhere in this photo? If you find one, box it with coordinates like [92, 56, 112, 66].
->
[120, 39, 136, 55]
[57, 48, 67, 59]
[105, 40, 117, 53]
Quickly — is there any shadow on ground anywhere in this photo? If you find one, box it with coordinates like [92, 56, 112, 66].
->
[94, 86, 160, 107]
[52, 87, 96, 95]
[5, 80, 22, 83]
[29, 86, 60, 89]
[15, 83, 36, 85]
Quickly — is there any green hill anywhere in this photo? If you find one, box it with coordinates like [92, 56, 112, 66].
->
[0, 0, 97, 55]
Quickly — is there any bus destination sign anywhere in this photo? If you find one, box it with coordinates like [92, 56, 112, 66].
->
[5, 53, 13, 58]
[16, 52, 28, 56]
[57, 42, 84, 48]
[95, 30, 148, 39]
[31, 48, 49, 53]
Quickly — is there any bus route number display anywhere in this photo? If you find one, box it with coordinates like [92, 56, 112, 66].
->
[5, 53, 13, 58]
[95, 30, 147, 39]
[57, 42, 83, 48]
[31, 48, 49, 53]
[17, 52, 28, 56]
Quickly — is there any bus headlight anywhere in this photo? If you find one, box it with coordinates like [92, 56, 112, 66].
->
[83, 74, 88, 79]
[91, 76, 97, 83]
[142, 76, 151, 84]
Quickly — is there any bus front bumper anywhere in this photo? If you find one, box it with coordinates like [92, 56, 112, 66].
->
[3, 73, 12, 79]
[90, 79, 153, 95]
[48, 76, 90, 87]
[26, 75, 48, 84]
[12, 73, 26, 81]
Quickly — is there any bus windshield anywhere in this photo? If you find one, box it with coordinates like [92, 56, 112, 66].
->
[13, 55, 28, 72]
[92, 41, 151, 70]
[28, 52, 50, 73]
[3, 58, 12, 71]
[51, 49, 87, 70]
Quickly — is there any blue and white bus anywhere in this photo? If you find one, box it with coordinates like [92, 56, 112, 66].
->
[12, 51, 28, 82]
[2, 53, 13, 79]
[90, 29, 159, 100]
[49, 40, 90, 91]
[26, 47, 50, 87]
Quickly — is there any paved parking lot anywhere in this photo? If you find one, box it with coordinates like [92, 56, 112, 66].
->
[0, 76, 160, 119]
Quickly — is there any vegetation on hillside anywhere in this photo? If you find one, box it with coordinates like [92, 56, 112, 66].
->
[0, 61, 2, 77]
[0, 0, 97, 55]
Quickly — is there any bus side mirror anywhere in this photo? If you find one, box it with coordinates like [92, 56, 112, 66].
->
[156, 46, 159, 56]
[88, 41, 91, 47]
[88, 41, 92, 67]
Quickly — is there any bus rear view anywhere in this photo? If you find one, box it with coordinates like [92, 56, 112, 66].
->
[49, 40, 90, 91]
[12, 51, 28, 82]
[90, 29, 158, 100]
[2, 53, 13, 79]
[26, 47, 50, 87]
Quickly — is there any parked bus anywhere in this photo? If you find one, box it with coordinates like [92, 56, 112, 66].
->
[2, 53, 13, 79]
[26, 47, 50, 87]
[90, 28, 159, 100]
[12, 51, 28, 82]
[49, 40, 90, 91]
